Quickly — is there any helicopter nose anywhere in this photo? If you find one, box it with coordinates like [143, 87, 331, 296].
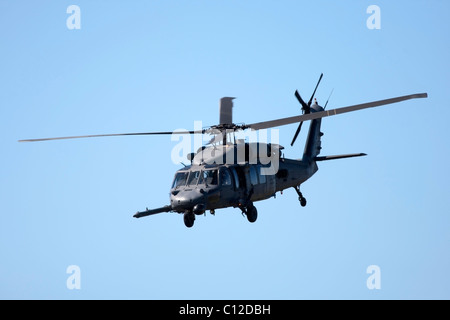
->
[171, 190, 206, 211]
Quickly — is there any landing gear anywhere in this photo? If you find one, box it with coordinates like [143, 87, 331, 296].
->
[183, 211, 195, 228]
[238, 201, 258, 223]
[300, 197, 307, 207]
[246, 204, 258, 223]
[294, 186, 307, 207]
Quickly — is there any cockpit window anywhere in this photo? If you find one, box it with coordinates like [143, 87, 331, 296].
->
[221, 169, 232, 186]
[187, 171, 201, 186]
[172, 172, 188, 188]
[173, 169, 219, 188]
[200, 169, 218, 185]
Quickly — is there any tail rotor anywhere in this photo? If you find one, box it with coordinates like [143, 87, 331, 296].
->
[291, 73, 323, 146]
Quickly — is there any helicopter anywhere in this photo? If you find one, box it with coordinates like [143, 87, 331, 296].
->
[19, 74, 427, 228]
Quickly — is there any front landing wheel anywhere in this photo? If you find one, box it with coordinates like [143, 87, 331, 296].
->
[246, 205, 258, 223]
[183, 211, 195, 228]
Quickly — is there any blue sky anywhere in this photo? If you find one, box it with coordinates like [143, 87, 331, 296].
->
[1, 0, 449, 299]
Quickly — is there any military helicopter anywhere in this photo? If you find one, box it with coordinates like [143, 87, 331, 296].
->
[19, 74, 427, 228]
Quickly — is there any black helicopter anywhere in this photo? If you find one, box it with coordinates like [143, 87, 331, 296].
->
[19, 74, 427, 228]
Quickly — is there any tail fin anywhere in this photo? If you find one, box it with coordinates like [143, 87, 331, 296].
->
[302, 118, 323, 162]
[302, 111, 367, 163]
[302, 103, 324, 162]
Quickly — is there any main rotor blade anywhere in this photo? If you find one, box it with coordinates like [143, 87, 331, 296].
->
[18, 130, 203, 143]
[290, 121, 303, 146]
[307, 73, 323, 106]
[247, 93, 428, 131]
[315, 153, 367, 161]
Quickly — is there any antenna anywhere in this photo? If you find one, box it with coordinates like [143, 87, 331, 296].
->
[324, 88, 334, 110]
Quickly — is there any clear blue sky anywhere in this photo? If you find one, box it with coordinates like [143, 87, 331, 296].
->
[1, 0, 449, 299]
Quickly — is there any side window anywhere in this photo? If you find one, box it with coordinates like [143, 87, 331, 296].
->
[230, 167, 240, 189]
[258, 166, 266, 184]
[202, 169, 218, 185]
[249, 166, 258, 185]
[221, 169, 232, 186]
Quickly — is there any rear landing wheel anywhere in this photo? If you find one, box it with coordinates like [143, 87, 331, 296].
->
[300, 197, 307, 207]
[183, 211, 195, 228]
[294, 186, 307, 207]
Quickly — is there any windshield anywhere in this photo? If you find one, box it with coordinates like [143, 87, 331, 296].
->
[187, 171, 201, 186]
[172, 172, 188, 188]
[173, 169, 219, 188]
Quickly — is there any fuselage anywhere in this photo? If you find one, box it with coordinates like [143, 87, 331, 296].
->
[169, 157, 318, 214]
